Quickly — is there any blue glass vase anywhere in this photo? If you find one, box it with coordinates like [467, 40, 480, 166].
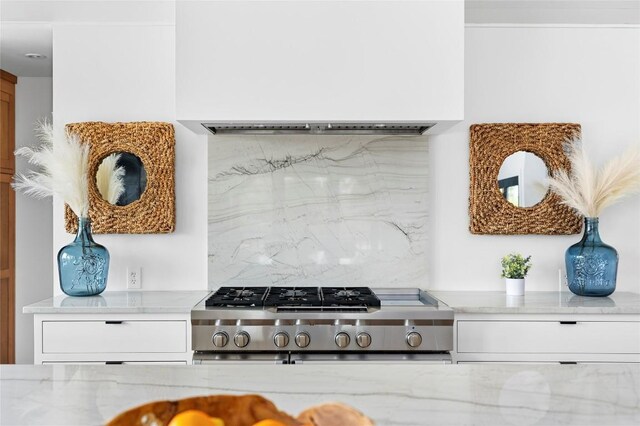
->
[58, 217, 109, 296]
[566, 217, 618, 297]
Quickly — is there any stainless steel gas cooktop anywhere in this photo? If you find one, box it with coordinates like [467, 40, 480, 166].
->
[192, 287, 453, 364]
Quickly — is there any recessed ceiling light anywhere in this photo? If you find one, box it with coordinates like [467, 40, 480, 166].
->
[25, 53, 46, 59]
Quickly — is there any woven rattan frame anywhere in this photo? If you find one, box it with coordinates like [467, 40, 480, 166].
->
[469, 123, 582, 235]
[64, 122, 175, 234]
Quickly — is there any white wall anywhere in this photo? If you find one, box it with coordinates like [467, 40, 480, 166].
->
[49, 23, 640, 295]
[52, 24, 207, 295]
[429, 26, 640, 292]
[14, 77, 53, 363]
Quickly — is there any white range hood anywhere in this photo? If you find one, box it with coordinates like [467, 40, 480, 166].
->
[176, 1, 464, 135]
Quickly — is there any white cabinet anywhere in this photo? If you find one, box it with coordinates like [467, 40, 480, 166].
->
[176, 0, 464, 133]
[453, 314, 640, 364]
[33, 313, 193, 364]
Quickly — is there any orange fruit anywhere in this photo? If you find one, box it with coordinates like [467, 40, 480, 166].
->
[252, 420, 288, 426]
[167, 410, 225, 426]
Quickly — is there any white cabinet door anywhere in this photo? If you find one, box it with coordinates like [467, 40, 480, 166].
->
[42, 320, 187, 354]
[42, 361, 187, 365]
[457, 321, 640, 354]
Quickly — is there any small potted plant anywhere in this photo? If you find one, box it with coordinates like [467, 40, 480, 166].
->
[501, 253, 532, 296]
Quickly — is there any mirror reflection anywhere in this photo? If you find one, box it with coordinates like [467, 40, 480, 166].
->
[497, 151, 549, 208]
[96, 152, 147, 206]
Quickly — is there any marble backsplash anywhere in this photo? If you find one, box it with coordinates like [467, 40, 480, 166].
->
[208, 135, 428, 289]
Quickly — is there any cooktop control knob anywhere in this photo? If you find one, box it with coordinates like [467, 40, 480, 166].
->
[273, 332, 289, 348]
[212, 332, 229, 348]
[406, 332, 422, 348]
[335, 332, 350, 348]
[356, 332, 372, 348]
[295, 332, 311, 348]
[234, 331, 250, 348]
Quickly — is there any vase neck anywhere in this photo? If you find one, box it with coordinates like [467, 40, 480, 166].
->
[582, 217, 602, 244]
[74, 217, 95, 245]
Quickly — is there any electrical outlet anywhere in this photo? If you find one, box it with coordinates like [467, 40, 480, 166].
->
[127, 267, 142, 289]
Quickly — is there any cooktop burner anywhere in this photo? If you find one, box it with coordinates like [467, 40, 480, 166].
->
[205, 286, 268, 307]
[322, 287, 378, 307]
[205, 286, 381, 311]
[264, 287, 322, 308]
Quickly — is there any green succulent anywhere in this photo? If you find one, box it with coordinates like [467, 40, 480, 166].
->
[501, 253, 532, 279]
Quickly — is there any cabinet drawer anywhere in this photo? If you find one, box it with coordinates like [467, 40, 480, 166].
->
[42, 320, 187, 354]
[42, 361, 188, 365]
[457, 321, 640, 354]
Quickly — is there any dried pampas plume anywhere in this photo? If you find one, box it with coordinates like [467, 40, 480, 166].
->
[548, 140, 640, 218]
[96, 153, 125, 205]
[12, 120, 90, 218]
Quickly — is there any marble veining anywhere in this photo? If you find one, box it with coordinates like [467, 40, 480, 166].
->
[208, 135, 429, 288]
[2, 364, 639, 425]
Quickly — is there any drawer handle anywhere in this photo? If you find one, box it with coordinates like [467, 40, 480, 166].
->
[105, 361, 124, 365]
[105, 321, 123, 325]
[559, 321, 577, 325]
[559, 361, 577, 365]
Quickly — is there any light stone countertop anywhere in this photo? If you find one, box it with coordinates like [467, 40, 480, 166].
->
[1, 364, 639, 426]
[22, 291, 211, 314]
[22, 290, 640, 315]
[429, 291, 640, 314]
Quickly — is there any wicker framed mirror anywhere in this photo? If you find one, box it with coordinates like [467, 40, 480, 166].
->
[64, 122, 175, 234]
[469, 123, 582, 235]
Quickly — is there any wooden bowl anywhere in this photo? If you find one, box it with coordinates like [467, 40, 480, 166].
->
[106, 394, 302, 426]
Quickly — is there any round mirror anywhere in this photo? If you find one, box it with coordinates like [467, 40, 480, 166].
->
[96, 152, 147, 206]
[497, 151, 549, 208]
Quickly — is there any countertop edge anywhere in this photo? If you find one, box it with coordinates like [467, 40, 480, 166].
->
[22, 291, 211, 315]
[429, 290, 640, 315]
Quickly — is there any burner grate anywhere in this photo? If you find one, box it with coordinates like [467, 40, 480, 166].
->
[321, 287, 381, 309]
[264, 286, 322, 308]
[205, 287, 268, 307]
[206, 286, 381, 310]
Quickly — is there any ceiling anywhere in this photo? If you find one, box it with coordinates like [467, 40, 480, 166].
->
[1, 1, 638, 78]
[0, 24, 52, 77]
[0, 0, 174, 77]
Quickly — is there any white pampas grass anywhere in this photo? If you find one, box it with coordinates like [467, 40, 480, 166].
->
[12, 120, 90, 218]
[96, 153, 125, 205]
[548, 140, 640, 218]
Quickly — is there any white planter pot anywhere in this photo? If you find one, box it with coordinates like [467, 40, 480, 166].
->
[505, 278, 525, 296]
